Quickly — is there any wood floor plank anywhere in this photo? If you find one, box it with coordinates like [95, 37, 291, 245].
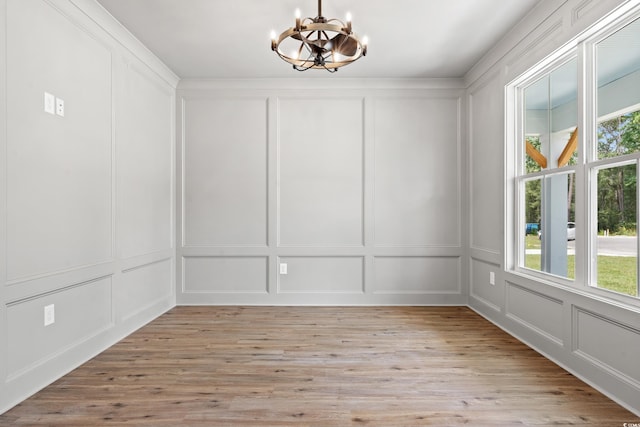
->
[0, 306, 636, 425]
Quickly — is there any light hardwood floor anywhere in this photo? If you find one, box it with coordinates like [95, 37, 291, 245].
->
[1, 306, 636, 426]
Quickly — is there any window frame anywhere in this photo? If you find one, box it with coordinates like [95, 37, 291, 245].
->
[506, 4, 640, 306]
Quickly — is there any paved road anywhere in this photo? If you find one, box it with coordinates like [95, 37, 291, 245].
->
[529, 236, 637, 256]
[587, 235, 636, 257]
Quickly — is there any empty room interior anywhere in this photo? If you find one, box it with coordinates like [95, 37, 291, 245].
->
[1, 0, 640, 424]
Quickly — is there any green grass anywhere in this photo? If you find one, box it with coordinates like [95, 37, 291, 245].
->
[524, 234, 638, 297]
[524, 253, 637, 297]
[525, 235, 541, 249]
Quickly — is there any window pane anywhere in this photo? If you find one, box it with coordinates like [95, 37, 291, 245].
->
[597, 18, 640, 159]
[524, 59, 577, 171]
[522, 173, 575, 279]
[595, 164, 638, 297]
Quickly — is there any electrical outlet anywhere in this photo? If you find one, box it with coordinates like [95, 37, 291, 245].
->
[55, 97, 64, 117]
[44, 92, 55, 114]
[279, 263, 288, 275]
[489, 271, 495, 286]
[44, 304, 55, 326]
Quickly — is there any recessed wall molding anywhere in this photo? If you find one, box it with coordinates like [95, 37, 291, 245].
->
[468, 72, 502, 254]
[572, 0, 595, 24]
[469, 292, 502, 313]
[182, 256, 269, 294]
[373, 256, 461, 294]
[7, 276, 113, 380]
[120, 249, 173, 273]
[470, 258, 502, 312]
[4, 261, 115, 304]
[506, 282, 564, 346]
[573, 306, 640, 390]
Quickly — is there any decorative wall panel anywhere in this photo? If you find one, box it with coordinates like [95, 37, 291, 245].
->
[278, 97, 364, 247]
[183, 97, 268, 247]
[374, 97, 460, 247]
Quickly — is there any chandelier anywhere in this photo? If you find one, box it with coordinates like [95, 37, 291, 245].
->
[270, 0, 368, 73]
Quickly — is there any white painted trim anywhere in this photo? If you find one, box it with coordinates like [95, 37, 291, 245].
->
[178, 78, 465, 91]
[68, 0, 179, 88]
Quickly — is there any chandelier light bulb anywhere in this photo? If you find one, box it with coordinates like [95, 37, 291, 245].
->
[270, 30, 277, 50]
[346, 12, 352, 32]
[295, 8, 301, 30]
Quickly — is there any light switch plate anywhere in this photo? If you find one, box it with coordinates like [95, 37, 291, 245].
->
[489, 271, 495, 285]
[44, 92, 55, 114]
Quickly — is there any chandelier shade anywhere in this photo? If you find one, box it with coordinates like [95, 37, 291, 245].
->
[270, 0, 368, 73]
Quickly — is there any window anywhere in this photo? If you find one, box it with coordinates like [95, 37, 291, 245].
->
[518, 57, 577, 281]
[510, 10, 640, 301]
[591, 16, 640, 297]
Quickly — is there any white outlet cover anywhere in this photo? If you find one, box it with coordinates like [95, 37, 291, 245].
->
[55, 98, 64, 117]
[44, 92, 55, 114]
[489, 271, 496, 285]
[279, 263, 288, 275]
[44, 304, 55, 326]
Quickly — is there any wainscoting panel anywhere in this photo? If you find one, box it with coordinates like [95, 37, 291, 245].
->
[6, 277, 113, 379]
[373, 256, 460, 294]
[373, 97, 460, 248]
[118, 63, 174, 259]
[506, 282, 564, 345]
[468, 72, 503, 254]
[183, 256, 268, 294]
[278, 97, 364, 247]
[574, 307, 640, 388]
[6, 0, 112, 281]
[182, 97, 268, 247]
[278, 256, 364, 294]
[470, 258, 502, 312]
[117, 259, 173, 322]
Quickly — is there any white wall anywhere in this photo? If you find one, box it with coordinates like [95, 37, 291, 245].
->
[466, 0, 640, 415]
[0, 0, 177, 413]
[177, 80, 467, 305]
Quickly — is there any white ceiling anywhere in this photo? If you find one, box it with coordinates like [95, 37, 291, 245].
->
[95, 0, 541, 79]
